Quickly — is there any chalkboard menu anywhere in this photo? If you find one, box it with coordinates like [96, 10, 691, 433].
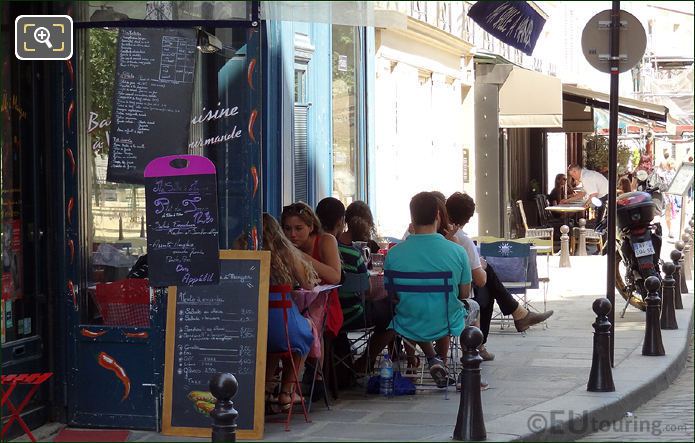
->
[144, 155, 219, 287]
[666, 162, 694, 196]
[107, 28, 196, 184]
[162, 250, 270, 440]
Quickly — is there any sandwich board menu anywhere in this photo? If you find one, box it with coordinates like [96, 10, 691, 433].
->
[162, 250, 270, 440]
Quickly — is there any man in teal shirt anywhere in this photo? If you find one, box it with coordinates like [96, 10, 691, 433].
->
[384, 192, 472, 387]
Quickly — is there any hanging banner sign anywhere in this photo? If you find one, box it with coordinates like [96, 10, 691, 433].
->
[467, 1, 546, 56]
[144, 155, 220, 287]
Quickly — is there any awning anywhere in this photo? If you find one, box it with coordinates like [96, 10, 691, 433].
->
[498, 66, 562, 128]
[563, 84, 669, 123]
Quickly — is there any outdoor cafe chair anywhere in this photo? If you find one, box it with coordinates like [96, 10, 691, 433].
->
[479, 241, 535, 331]
[267, 285, 312, 432]
[334, 272, 373, 381]
[517, 200, 554, 247]
[383, 270, 457, 399]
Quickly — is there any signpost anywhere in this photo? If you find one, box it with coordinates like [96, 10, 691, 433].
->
[581, 3, 647, 366]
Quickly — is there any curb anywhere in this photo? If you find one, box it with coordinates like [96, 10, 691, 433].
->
[490, 292, 694, 442]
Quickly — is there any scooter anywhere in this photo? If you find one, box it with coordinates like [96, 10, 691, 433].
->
[596, 174, 663, 316]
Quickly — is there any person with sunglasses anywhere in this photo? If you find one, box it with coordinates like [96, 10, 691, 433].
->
[281, 202, 343, 337]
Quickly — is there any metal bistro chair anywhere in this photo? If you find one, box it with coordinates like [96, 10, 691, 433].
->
[570, 226, 604, 255]
[384, 270, 456, 399]
[334, 272, 373, 381]
[480, 241, 533, 331]
[517, 200, 554, 247]
[267, 285, 311, 431]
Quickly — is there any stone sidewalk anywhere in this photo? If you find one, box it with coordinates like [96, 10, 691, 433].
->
[577, 339, 693, 442]
[18, 254, 695, 442]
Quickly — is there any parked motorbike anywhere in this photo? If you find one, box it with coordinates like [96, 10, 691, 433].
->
[597, 171, 663, 315]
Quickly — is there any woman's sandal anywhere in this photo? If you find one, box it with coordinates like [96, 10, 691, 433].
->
[265, 390, 281, 415]
[278, 390, 303, 411]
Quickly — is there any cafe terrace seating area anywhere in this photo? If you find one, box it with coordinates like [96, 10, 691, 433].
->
[266, 234, 553, 431]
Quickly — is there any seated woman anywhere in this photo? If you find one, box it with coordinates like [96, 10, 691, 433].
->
[282, 201, 343, 335]
[337, 201, 394, 373]
[548, 173, 567, 206]
[263, 213, 318, 412]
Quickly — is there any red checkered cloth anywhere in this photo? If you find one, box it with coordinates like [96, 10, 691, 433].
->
[94, 279, 150, 327]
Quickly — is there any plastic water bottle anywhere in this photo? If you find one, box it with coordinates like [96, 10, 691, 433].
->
[379, 353, 394, 397]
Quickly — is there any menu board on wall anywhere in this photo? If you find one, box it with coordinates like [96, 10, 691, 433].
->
[462, 148, 470, 184]
[162, 250, 270, 440]
[107, 28, 197, 184]
[144, 155, 220, 287]
[666, 162, 694, 196]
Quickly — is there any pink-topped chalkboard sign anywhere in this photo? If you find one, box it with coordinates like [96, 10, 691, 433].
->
[144, 155, 220, 287]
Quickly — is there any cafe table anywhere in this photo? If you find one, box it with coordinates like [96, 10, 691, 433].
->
[545, 204, 587, 228]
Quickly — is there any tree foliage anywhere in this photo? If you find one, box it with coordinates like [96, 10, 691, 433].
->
[89, 29, 118, 157]
[584, 135, 635, 175]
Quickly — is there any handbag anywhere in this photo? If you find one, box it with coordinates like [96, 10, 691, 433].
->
[366, 371, 416, 396]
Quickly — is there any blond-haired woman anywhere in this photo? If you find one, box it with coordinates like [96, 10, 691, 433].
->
[263, 213, 318, 412]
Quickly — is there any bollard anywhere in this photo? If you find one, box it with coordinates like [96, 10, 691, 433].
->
[210, 373, 239, 443]
[688, 227, 695, 278]
[576, 218, 588, 256]
[587, 298, 615, 392]
[681, 233, 692, 278]
[675, 242, 688, 294]
[660, 262, 678, 330]
[559, 225, 571, 268]
[140, 216, 146, 238]
[118, 214, 124, 240]
[671, 250, 683, 309]
[642, 276, 665, 356]
[688, 220, 695, 271]
[453, 326, 486, 441]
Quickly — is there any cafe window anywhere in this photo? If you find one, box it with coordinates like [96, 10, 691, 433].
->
[331, 25, 364, 205]
[78, 24, 252, 325]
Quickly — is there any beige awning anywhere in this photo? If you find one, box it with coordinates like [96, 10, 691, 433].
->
[563, 84, 669, 122]
[548, 100, 594, 133]
[498, 67, 563, 128]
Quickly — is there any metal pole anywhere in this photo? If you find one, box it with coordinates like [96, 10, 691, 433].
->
[606, 0, 621, 367]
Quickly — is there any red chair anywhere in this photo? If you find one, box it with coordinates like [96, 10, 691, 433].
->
[267, 285, 311, 431]
[1, 372, 53, 442]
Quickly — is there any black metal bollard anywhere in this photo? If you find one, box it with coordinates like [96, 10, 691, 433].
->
[118, 214, 124, 240]
[642, 276, 665, 356]
[210, 373, 239, 443]
[675, 241, 688, 294]
[671, 250, 684, 309]
[140, 216, 146, 238]
[660, 262, 678, 330]
[453, 326, 486, 441]
[587, 298, 615, 392]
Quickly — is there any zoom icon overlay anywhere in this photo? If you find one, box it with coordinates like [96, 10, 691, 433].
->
[15, 15, 73, 60]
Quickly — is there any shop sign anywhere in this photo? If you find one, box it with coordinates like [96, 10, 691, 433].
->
[467, 1, 546, 56]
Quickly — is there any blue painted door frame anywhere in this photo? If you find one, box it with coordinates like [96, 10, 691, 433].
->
[263, 21, 375, 216]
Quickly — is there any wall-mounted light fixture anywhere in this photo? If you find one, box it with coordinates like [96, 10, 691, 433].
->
[197, 29, 222, 54]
